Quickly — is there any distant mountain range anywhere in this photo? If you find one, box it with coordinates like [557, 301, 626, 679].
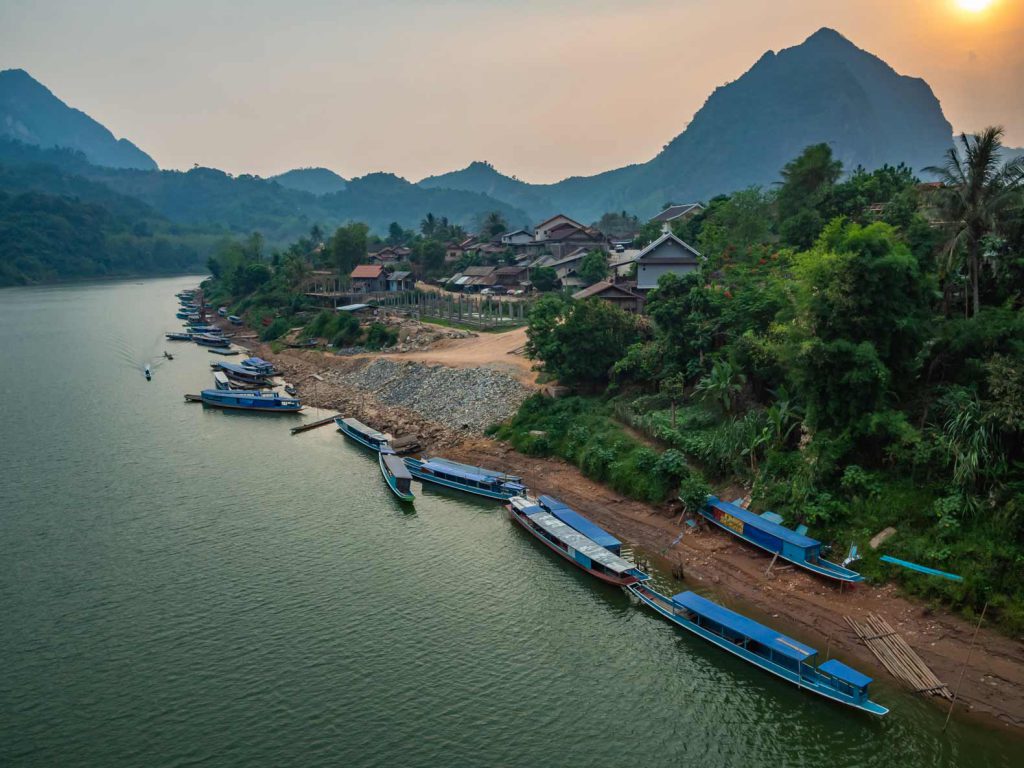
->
[421, 28, 956, 222]
[2, 27, 1015, 246]
[0, 68, 157, 171]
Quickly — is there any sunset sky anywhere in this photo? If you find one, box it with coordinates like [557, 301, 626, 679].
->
[2, 0, 1022, 182]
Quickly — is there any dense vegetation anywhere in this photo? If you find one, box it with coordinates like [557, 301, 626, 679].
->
[512, 132, 1024, 632]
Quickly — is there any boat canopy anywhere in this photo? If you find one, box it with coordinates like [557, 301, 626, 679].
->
[217, 361, 267, 377]
[242, 357, 273, 369]
[818, 659, 872, 688]
[538, 495, 621, 553]
[707, 497, 819, 549]
[671, 591, 817, 662]
[524, 507, 638, 575]
[341, 418, 388, 442]
[424, 457, 523, 487]
[382, 453, 412, 480]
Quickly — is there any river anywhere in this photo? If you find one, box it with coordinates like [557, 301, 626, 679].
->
[0, 276, 1016, 767]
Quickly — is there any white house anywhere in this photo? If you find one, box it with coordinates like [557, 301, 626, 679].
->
[500, 229, 534, 246]
[533, 214, 586, 242]
[633, 232, 701, 290]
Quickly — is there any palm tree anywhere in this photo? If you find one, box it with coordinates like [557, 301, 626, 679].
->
[926, 127, 1024, 316]
[420, 212, 437, 237]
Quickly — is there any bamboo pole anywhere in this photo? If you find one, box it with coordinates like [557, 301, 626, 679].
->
[943, 601, 988, 731]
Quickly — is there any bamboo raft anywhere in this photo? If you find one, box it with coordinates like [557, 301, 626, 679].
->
[845, 614, 952, 699]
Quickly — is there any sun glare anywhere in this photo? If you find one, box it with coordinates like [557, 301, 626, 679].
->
[956, 0, 994, 12]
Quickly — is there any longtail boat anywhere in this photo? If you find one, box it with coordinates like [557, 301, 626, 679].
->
[194, 334, 231, 348]
[629, 583, 887, 715]
[404, 456, 526, 500]
[199, 389, 302, 413]
[379, 449, 415, 502]
[165, 332, 193, 341]
[335, 417, 392, 452]
[699, 496, 863, 583]
[506, 497, 648, 586]
[537, 495, 623, 554]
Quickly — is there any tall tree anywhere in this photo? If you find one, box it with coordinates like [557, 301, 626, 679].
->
[925, 127, 1024, 316]
[479, 211, 508, 238]
[420, 212, 437, 237]
[577, 251, 610, 286]
[329, 222, 368, 281]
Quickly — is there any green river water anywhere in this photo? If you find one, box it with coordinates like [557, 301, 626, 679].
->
[0, 276, 1017, 767]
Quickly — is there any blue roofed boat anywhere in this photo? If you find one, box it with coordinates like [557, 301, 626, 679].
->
[218, 307, 228, 317]
[199, 389, 302, 413]
[335, 417, 392, 452]
[538, 495, 622, 555]
[379, 449, 415, 502]
[165, 331, 193, 341]
[240, 357, 279, 376]
[208, 347, 240, 356]
[404, 456, 526, 500]
[699, 496, 863, 583]
[228, 315, 243, 325]
[215, 361, 272, 385]
[194, 333, 230, 348]
[628, 584, 887, 715]
[507, 496, 648, 586]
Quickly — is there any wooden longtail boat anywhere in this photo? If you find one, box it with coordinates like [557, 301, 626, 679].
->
[629, 583, 887, 715]
[199, 389, 302, 413]
[404, 457, 526, 500]
[335, 417, 392, 452]
[379, 449, 415, 502]
[506, 497, 648, 586]
[699, 496, 863, 583]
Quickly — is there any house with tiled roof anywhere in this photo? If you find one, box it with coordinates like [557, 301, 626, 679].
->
[572, 279, 645, 314]
[350, 264, 388, 293]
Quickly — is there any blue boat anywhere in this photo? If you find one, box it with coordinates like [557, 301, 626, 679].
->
[628, 584, 887, 715]
[165, 332, 193, 341]
[187, 324, 220, 333]
[215, 361, 272, 385]
[218, 307, 228, 317]
[175, 310, 192, 319]
[213, 372, 232, 390]
[507, 496, 648, 586]
[404, 456, 526, 500]
[335, 417, 392, 452]
[208, 347, 240, 356]
[699, 496, 863, 583]
[537, 495, 622, 555]
[194, 334, 230, 348]
[228, 315, 243, 325]
[199, 389, 302, 413]
[379, 449, 415, 502]
[241, 357, 278, 376]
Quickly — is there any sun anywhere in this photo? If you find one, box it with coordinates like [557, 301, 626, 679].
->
[956, 0, 994, 12]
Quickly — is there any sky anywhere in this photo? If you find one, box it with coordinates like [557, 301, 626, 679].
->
[2, 0, 1022, 182]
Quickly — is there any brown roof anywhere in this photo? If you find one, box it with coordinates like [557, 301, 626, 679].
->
[535, 213, 586, 231]
[651, 203, 703, 223]
[572, 280, 641, 300]
[351, 264, 385, 279]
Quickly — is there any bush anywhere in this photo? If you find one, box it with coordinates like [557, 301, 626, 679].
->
[260, 317, 290, 341]
[364, 323, 398, 350]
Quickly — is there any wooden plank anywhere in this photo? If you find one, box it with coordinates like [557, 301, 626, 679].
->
[290, 415, 338, 435]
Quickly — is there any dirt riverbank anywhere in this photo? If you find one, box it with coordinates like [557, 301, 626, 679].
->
[231, 327, 1024, 732]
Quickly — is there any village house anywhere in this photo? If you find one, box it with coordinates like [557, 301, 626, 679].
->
[572, 278, 645, 314]
[350, 264, 388, 293]
[368, 245, 412, 265]
[386, 270, 415, 292]
[447, 265, 498, 292]
[631, 232, 701, 290]
[547, 248, 593, 289]
[493, 265, 529, 289]
[534, 214, 586, 241]
[650, 202, 705, 232]
[500, 229, 534, 246]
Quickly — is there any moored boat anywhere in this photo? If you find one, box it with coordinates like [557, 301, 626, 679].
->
[335, 417, 392, 452]
[403, 456, 526, 500]
[240, 357, 278, 376]
[218, 307, 228, 317]
[215, 361, 273, 385]
[537, 495, 622, 554]
[228, 315, 243, 325]
[194, 334, 231, 348]
[506, 496, 648, 586]
[165, 332, 193, 341]
[208, 348, 241, 356]
[698, 496, 863, 583]
[213, 371, 232, 390]
[199, 389, 302, 413]
[379, 449, 415, 502]
[628, 583, 887, 715]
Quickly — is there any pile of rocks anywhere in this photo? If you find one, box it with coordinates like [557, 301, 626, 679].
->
[386, 319, 476, 353]
[327, 358, 529, 434]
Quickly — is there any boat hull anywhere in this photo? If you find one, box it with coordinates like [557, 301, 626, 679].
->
[697, 509, 863, 583]
[405, 463, 517, 500]
[379, 452, 415, 502]
[337, 419, 389, 452]
[628, 583, 887, 716]
[507, 503, 641, 586]
[199, 393, 302, 413]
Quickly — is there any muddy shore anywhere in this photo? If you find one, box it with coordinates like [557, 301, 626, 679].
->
[230, 328, 1024, 732]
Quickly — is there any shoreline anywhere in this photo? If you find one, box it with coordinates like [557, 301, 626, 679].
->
[224, 318, 1024, 733]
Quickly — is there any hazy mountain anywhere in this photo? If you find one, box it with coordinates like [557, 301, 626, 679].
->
[271, 167, 347, 195]
[0, 69, 157, 171]
[419, 28, 956, 223]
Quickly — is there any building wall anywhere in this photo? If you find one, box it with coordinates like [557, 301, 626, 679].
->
[637, 261, 699, 290]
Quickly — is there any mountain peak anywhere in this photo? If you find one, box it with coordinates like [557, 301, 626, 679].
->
[270, 166, 347, 195]
[802, 27, 852, 47]
[0, 68, 157, 170]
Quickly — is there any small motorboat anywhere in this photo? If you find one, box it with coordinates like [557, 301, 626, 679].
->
[284, 385, 297, 396]
[163, 351, 174, 360]
[144, 364, 152, 380]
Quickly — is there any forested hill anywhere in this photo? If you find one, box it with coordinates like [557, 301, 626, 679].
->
[0, 140, 529, 245]
[419, 28, 955, 222]
[0, 69, 157, 171]
[271, 167, 347, 195]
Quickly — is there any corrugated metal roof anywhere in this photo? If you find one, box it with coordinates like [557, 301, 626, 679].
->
[351, 264, 384, 278]
[538, 495, 621, 552]
[518, 504, 637, 575]
[671, 591, 817, 661]
[342, 417, 388, 442]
